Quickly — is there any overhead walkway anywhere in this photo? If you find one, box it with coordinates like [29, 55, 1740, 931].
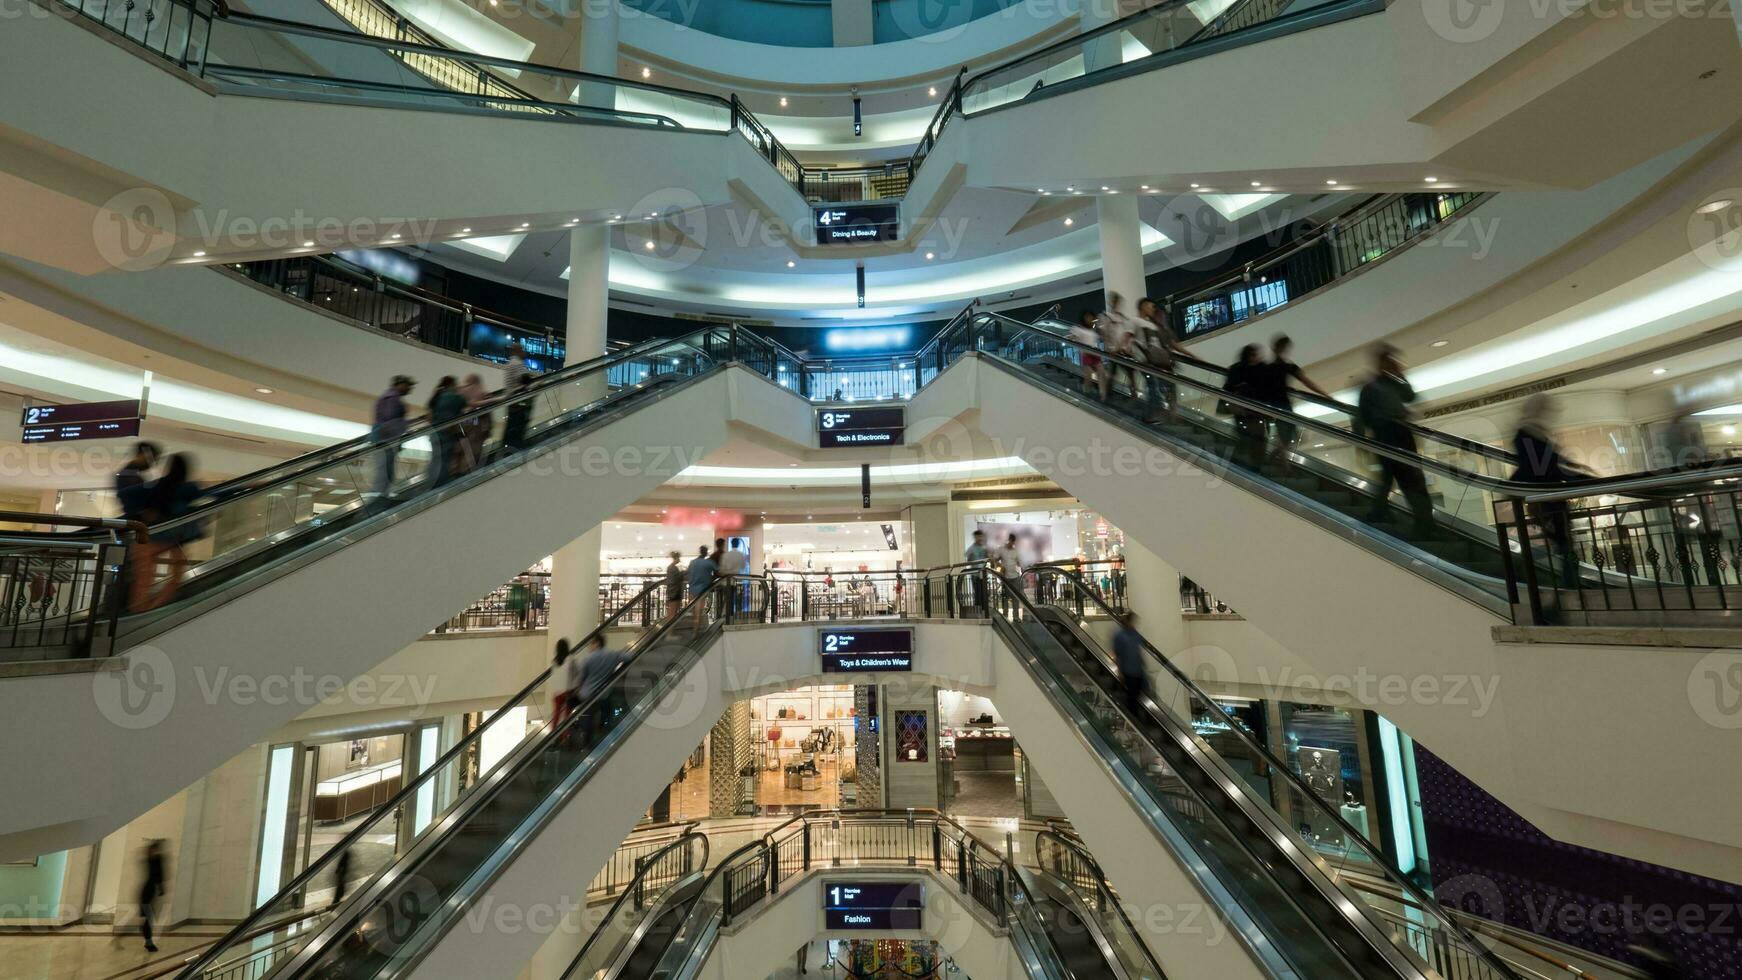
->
[0, 330, 759, 860]
[11, 0, 1734, 273]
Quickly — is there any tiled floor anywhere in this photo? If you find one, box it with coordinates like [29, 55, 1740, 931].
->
[0, 926, 225, 980]
[945, 771, 1023, 819]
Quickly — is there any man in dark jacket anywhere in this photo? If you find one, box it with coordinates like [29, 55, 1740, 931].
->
[370, 375, 415, 499]
[1355, 345, 1434, 535]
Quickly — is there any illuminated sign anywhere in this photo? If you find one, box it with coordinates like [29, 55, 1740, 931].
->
[813, 203, 900, 245]
[823, 325, 911, 352]
[20, 400, 142, 444]
[819, 627, 913, 673]
[818, 407, 905, 448]
[824, 881, 924, 930]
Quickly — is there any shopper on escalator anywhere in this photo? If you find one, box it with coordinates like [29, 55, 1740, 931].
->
[664, 550, 686, 620]
[1069, 312, 1102, 397]
[454, 374, 491, 477]
[964, 529, 991, 616]
[1222, 344, 1267, 468]
[574, 635, 630, 745]
[369, 376, 414, 500]
[123, 453, 207, 612]
[1354, 345, 1435, 536]
[1512, 394, 1590, 590]
[1255, 334, 1332, 458]
[425, 376, 465, 489]
[687, 544, 719, 629]
[499, 372, 533, 456]
[114, 441, 161, 518]
[1097, 292, 1142, 403]
[1113, 612, 1148, 715]
[1136, 298, 1186, 423]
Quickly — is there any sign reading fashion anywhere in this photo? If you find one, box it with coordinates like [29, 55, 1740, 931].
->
[20, 400, 143, 444]
[823, 881, 924, 929]
[817, 407, 905, 447]
[813, 203, 900, 245]
[819, 627, 913, 673]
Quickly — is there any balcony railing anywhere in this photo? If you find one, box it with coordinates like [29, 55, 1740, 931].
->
[0, 513, 141, 662]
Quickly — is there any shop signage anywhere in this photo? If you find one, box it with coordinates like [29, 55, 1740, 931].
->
[818, 407, 905, 448]
[813, 203, 900, 245]
[20, 400, 142, 444]
[824, 880, 924, 929]
[819, 627, 913, 673]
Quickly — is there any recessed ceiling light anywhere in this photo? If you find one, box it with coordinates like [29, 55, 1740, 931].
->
[567, 220, 579, 226]
[1100, 186, 1110, 191]
[787, 260, 796, 268]
[1652, 367, 1668, 375]
[1697, 199, 1735, 214]
[1066, 186, 1075, 192]
[192, 250, 206, 257]
[611, 214, 622, 221]
[1430, 340, 1449, 348]
[1190, 183, 1200, 188]
[928, 87, 938, 96]
[1140, 185, 1150, 191]
[518, 223, 529, 229]
[780, 97, 788, 107]
[388, 233, 400, 240]
[1425, 176, 1439, 183]
[1251, 181, 1262, 187]
[1063, 217, 1074, 226]
[644, 240, 656, 250]
[1327, 179, 1339, 185]
[925, 252, 935, 260]
[641, 67, 651, 79]
[254, 387, 273, 394]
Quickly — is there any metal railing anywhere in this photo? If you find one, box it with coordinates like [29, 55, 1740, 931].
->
[798, 161, 914, 204]
[1165, 191, 1489, 339]
[50, 0, 225, 71]
[0, 513, 140, 662]
[433, 571, 549, 634]
[1034, 830, 1170, 980]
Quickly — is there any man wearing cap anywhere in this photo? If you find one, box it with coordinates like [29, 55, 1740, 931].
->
[370, 375, 416, 499]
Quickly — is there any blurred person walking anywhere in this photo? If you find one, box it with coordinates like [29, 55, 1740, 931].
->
[718, 537, 748, 614]
[1512, 393, 1591, 590]
[1254, 334, 1332, 458]
[1069, 311, 1102, 397]
[574, 635, 629, 744]
[1113, 612, 1147, 714]
[664, 550, 686, 620]
[499, 373, 533, 456]
[370, 376, 415, 500]
[1135, 298, 1186, 422]
[550, 638, 579, 736]
[424, 377, 464, 489]
[1355, 345, 1434, 535]
[114, 441, 161, 516]
[687, 544, 719, 629]
[964, 529, 991, 616]
[998, 532, 1025, 600]
[454, 374, 491, 476]
[1098, 292, 1141, 402]
[123, 453, 206, 612]
[1222, 344, 1267, 468]
[136, 840, 168, 952]
[503, 339, 531, 391]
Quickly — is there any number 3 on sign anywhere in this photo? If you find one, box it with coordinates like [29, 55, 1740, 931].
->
[821, 413, 838, 429]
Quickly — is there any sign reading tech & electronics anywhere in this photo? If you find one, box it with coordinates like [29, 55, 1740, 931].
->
[817, 407, 904, 448]
[819, 627, 913, 673]
[813, 203, 900, 245]
[21, 400, 143, 444]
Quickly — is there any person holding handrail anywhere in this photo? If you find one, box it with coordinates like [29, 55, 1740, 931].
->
[1254, 334, 1333, 459]
[1135, 298, 1187, 423]
[1223, 344, 1267, 468]
[964, 529, 991, 616]
[424, 376, 464, 489]
[1354, 345, 1435, 536]
[369, 375, 414, 500]
[1512, 393, 1590, 589]
[1069, 311, 1102, 397]
[121, 453, 207, 612]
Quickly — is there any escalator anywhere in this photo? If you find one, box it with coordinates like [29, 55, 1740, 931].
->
[1024, 889, 1120, 980]
[983, 568, 1523, 980]
[176, 581, 736, 980]
[562, 831, 710, 980]
[1028, 829, 1166, 980]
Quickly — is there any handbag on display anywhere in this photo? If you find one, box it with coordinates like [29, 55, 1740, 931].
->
[767, 726, 782, 742]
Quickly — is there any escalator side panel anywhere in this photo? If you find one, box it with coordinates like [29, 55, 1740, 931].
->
[0, 374, 734, 860]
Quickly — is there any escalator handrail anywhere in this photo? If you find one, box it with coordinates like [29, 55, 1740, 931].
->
[125, 332, 720, 546]
[174, 577, 668, 980]
[216, 11, 743, 119]
[975, 314, 1742, 501]
[984, 308, 1520, 468]
[1032, 828, 1170, 980]
[204, 62, 684, 129]
[559, 830, 710, 980]
[1022, 566, 1523, 980]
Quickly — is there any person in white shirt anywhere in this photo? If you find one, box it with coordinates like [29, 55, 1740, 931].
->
[717, 538, 749, 613]
[1068, 311, 1102, 397]
[503, 339, 531, 391]
[1098, 292, 1142, 402]
[997, 533, 1026, 601]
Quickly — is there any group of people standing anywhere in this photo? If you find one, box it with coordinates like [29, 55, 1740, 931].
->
[369, 340, 535, 499]
[962, 529, 1027, 612]
[115, 441, 208, 612]
[1067, 292, 1190, 421]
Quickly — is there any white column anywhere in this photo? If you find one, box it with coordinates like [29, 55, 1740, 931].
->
[577, 0, 620, 109]
[1097, 192, 1146, 307]
[566, 225, 610, 362]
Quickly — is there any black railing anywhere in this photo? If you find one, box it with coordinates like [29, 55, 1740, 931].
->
[433, 571, 549, 634]
[51, 0, 224, 71]
[0, 513, 139, 662]
[1166, 191, 1489, 339]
